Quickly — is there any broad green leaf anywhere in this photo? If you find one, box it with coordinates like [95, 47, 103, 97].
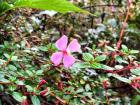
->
[36, 70, 43, 75]
[95, 55, 107, 62]
[110, 74, 131, 83]
[25, 85, 34, 92]
[26, 70, 34, 77]
[101, 64, 114, 70]
[83, 53, 94, 61]
[83, 92, 92, 97]
[106, 46, 115, 51]
[0, 78, 10, 83]
[91, 63, 114, 70]
[63, 95, 71, 101]
[11, 56, 18, 61]
[71, 62, 90, 69]
[131, 95, 140, 105]
[4, 53, 10, 59]
[76, 88, 84, 93]
[115, 56, 128, 64]
[0, 2, 12, 15]
[39, 46, 48, 52]
[121, 45, 128, 53]
[131, 68, 140, 76]
[15, 80, 24, 85]
[130, 50, 139, 54]
[8, 65, 17, 71]
[12, 92, 23, 102]
[31, 96, 41, 105]
[91, 62, 102, 69]
[14, 0, 89, 14]
[8, 85, 16, 91]
[85, 84, 91, 91]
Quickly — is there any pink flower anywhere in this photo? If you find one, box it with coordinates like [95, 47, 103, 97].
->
[51, 35, 80, 68]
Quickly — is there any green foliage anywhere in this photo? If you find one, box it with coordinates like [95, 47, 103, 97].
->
[95, 55, 107, 62]
[14, 0, 88, 13]
[31, 96, 41, 105]
[0, 1, 11, 14]
[82, 53, 94, 61]
[1, 0, 140, 104]
[12, 92, 24, 102]
[0, 0, 89, 14]
[131, 68, 140, 76]
[131, 95, 140, 105]
[110, 74, 131, 83]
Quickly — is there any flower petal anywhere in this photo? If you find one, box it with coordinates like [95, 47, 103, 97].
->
[55, 35, 68, 50]
[63, 55, 75, 68]
[51, 52, 63, 66]
[67, 39, 80, 52]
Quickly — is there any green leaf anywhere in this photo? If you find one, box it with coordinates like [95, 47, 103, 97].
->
[25, 85, 34, 92]
[83, 92, 92, 97]
[0, 78, 10, 83]
[8, 85, 16, 91]
[95, 55, 107, 62]
[8, 65, 17, 71]
[26, 70, 34, 77]
[121, 45, 128, 53]
[131, 68, 140, 76]
[36, 70, 43, 75]
[85, 84, 91, 91]
[31, 96, 41, 105]
[76, 88, 84, 93]
[4, 53, 10, 59]
[130, 50, 139, 54]
[71, 62, 90, 69]
[91, 62, 102, 69]
[39, 46, 48, 52]
[83, 53, 94, 61]
[110, 74, 131, 83]
[0, 2, 12, 15]
[91, 63, 114, 70]
[115, 56, 128, 64]
[101, 64, 114, 70]
[106, 46, 115, 51]
[11, 56, 18, 61]
[12, 92, 23, 102]
[131, 95, 140, 105]
[14, 0, 89, 14]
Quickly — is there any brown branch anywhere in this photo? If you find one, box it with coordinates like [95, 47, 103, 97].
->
[102, 80, 110, 105]
[116, 0, 131, 50]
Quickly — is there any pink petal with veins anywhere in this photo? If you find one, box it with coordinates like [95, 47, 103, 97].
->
[55, 35, 68, 51]
[51, 52, 63, 66]
[67, 39, 81, 52]
[63, 55, 75, 68]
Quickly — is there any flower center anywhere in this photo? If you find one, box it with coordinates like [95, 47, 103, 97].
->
[62, 50, 68, 55]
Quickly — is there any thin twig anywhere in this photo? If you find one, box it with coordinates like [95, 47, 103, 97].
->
[116, 0, 131, 49]
[102, 80, 110, 105]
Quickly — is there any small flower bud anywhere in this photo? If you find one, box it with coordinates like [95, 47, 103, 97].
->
[36, 79, 47, 89]
[39, 88, 48, 96]
[21, 97, 29, 105]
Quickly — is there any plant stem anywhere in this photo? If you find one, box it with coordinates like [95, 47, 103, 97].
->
[116, 0, 131, 50]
